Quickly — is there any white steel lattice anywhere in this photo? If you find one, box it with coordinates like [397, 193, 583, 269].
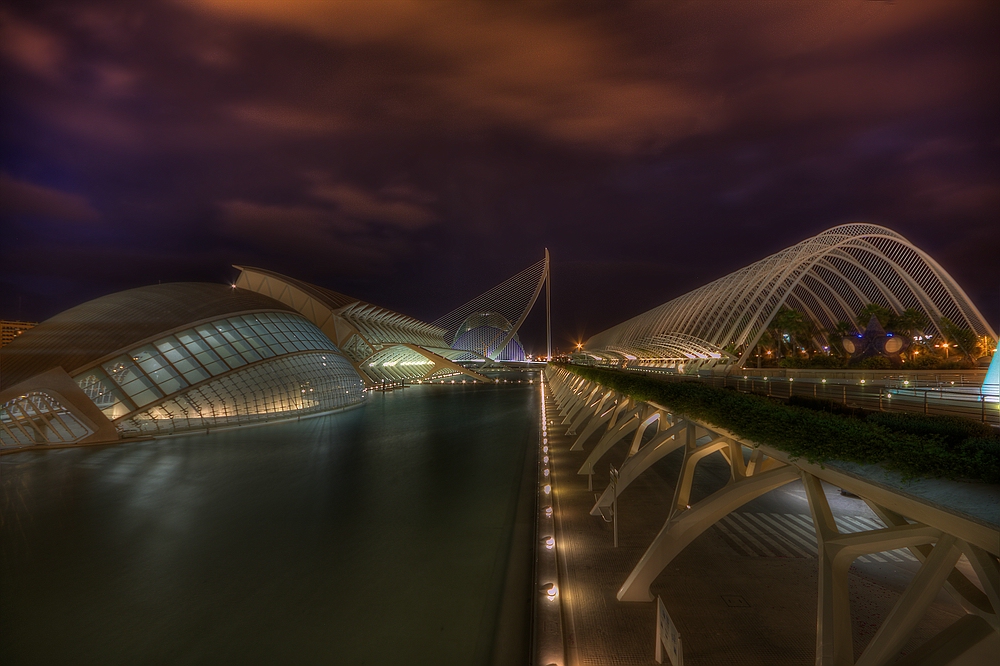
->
[433, 253, 549, 361]
[584, 224, 995, 366]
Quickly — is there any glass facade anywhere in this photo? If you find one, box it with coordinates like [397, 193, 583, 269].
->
[72, 311, 365, 435]
[117, 352, 363, 435]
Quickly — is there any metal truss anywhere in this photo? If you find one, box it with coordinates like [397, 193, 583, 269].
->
[236, 259, 553, 381]
[234, 266, 490, 385]
[0, 391, 94, 448]
[433, 249, 551, 361]
[584, 224, 996, 368]
[360, 343, 491, 384]
[546, 366, 1000, 665]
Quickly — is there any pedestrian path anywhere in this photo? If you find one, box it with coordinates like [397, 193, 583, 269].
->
[715, 512, 920, 563]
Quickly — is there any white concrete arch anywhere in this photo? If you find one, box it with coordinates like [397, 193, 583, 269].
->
[584, 224, 995, 367]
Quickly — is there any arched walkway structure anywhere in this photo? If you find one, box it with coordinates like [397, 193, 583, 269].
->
[545, 366, 1000, 666]
[583, 224, 995, 369]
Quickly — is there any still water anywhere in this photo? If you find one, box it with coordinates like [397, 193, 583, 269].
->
[1, 382, 538, 665]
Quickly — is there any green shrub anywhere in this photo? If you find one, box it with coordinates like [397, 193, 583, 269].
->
[864, 412, 994, 447]
[906, 356, 975, 370]
[780, 355, 846, 369]
[559, 364, 1000, 485]
[787, 395, 867, 418]
[852, 356, 892, 369]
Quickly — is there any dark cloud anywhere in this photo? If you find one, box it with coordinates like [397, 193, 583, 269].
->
[1, 0, 998, 347]
[0, 173, 100, 221]
[0, 9, 64, 80]
[227, 103, 346, 134]
[309, 181, 438, 230]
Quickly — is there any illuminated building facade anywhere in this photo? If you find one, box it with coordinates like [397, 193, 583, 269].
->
[0, 283, 365, 448]
[1, 320, 37, 348]
[1, 255, 553, 451]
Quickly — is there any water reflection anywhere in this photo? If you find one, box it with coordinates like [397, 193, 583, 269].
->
[1, 383, 537, 665]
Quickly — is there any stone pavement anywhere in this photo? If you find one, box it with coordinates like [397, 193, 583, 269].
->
[542, 382, 971, 665]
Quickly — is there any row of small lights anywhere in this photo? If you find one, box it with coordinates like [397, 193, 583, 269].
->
[630, 366, 954, 388]
[539, 375, 557, 603]
[409, 378, 535, 385]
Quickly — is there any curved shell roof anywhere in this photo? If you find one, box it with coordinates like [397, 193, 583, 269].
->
[0, 283, 296, 390]
[456, 312, 516, 338]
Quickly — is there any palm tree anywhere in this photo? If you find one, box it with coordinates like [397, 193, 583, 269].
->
[827, 321, 854, 358]
[889, 308, 927, 361]
[938, 317, 978, 362]
[794, 318, 822, 357]
[767, 306, 804, 360]
[755, 331, 778, 367]
[857, 303, 894, 329]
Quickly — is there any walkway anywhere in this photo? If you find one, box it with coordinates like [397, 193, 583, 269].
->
[541, 379, 983, 665]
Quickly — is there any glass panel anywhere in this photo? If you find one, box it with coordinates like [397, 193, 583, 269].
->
[170, 356, 201, 374]
[103, 356, 138, 387]
[102, 358, 163, 405]
[195, 353, 229, 376]
[219, 349, 246, 368]
[223, 332, 261, 362]
[129, 388, 161, 407]
[229, 316, 254, 331]
[238, 346, 263, 363]
[132, 345, 188, 395]
[178, 331, 211, 355]
[245, 335, 276, 358]
[74, 370, 131, 419]
[182, 367, 211, 384]
[196, 324, 244, 368]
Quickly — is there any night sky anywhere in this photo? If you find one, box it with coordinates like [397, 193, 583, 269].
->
[2, 1, 998, 354]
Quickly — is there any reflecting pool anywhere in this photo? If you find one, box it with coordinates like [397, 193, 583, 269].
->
[1, 382, 538, 665]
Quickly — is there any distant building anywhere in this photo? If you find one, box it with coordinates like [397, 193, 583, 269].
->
[1, 320, 37, 348]
[451, 312, 527, 362]
[0, 257, 549, 451]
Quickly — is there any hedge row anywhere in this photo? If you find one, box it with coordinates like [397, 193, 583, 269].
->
[558, 365, 1000, 485]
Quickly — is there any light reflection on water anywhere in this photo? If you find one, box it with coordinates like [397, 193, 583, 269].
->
[1, 383, 537, 665]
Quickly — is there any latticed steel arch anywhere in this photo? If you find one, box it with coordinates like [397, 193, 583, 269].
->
[433, 249, 551, 361]
[584, 224, 995, 367]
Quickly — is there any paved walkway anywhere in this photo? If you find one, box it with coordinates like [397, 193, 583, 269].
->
[542, 384, 970, 665]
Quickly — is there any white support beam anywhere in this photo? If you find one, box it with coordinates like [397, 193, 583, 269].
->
[570, 394, 623, 451]
[617, 464, 799, 601]
[855, 536, 960, 666]
[565, 387, 610, 435]
[577, 405, 644, 475]
[591, 419, 687, 516]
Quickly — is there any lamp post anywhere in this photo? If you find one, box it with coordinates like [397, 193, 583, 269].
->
[610, 463, 620, 548]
